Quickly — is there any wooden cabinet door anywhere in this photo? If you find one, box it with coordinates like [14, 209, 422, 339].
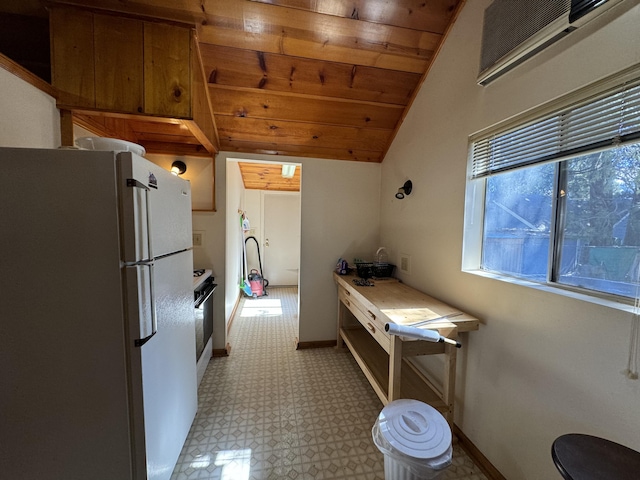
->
[50, 8, 95, 108]
[94, 14, 144, 113]
[51, 8, 192, 118]
[143, 22, 191, 118]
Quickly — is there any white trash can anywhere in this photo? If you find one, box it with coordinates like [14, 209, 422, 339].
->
[372, 399, 452, 480]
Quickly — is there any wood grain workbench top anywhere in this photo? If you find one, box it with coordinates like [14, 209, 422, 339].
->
[334, 273, 480, 335]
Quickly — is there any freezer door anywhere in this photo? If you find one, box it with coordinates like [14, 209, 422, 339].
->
[118, 152, 193, 261]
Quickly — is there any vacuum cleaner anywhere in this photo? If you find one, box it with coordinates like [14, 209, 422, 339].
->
[245, 236, 269, 297]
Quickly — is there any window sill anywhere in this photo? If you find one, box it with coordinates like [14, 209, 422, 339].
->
[462, 268, 637, 315]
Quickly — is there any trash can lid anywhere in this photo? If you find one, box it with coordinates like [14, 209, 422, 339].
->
[377, 399, 451, 460]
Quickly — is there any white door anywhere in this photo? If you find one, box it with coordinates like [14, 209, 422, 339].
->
[263, 192, 301, 286]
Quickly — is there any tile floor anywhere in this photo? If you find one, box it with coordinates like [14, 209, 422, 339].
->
[171, 287, 488, 480]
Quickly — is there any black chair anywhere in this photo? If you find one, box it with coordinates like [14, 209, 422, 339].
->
[552, 433, 640, 479]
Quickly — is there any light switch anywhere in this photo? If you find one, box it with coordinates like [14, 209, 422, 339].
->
[192, 231, 204, 247]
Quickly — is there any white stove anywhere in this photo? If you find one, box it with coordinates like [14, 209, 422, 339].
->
[193, 268, 212, 289]
[193, 268, 215, 386]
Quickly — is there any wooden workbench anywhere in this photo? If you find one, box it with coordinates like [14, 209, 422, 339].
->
[334, 272, 480, 425]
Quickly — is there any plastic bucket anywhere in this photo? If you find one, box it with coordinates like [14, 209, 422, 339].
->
[372, 399, 452, 480]
[248, 278, 263, 296]
[248, 269, 264, 297]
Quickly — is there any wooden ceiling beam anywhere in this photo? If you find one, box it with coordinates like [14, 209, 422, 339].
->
[125, 119, 190, 135]
[47, 0, 204, 25]
[200, 44, 420, 106]
[197, 0, 441, 73]
[72, 113, 141, 144]
[142, 140, 214, 157]
[223, 139, 382, 162]
[248, 0, 459, 34]
[133, 132, 204, 145]
[216, 116, 391, 152]
[209, 85, 403, 130]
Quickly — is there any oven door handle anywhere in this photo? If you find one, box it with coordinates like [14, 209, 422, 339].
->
[195, 283, 218, 308]
[194, 284, 216, 308]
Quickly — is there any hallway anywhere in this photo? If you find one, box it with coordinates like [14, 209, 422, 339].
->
[171, 287, 488, 479]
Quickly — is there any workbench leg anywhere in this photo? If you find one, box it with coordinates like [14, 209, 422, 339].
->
[388, 335, 403, 401]
[442, 343, 457, 426]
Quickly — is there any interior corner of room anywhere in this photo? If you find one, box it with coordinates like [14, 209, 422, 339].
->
[1, 0, 640, 479]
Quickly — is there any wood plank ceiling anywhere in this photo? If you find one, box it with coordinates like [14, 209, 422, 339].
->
[43, 0, 464, 165]
[1, 0, 464, 190]
[239, 162, 301, 191]
[201, 0, 465, 162]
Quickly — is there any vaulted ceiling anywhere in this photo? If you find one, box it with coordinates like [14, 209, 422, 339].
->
[198, 0, 464, 162]
[1, 1, 464, 192]
[2, 0, 464, 163]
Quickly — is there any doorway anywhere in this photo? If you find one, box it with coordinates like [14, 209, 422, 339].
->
[226, 158, 302, 348]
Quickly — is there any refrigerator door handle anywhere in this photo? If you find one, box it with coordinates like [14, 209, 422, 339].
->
[127, 177, 154, 261]
[126, 178, 149, 191]
[127, 262, 158, 347]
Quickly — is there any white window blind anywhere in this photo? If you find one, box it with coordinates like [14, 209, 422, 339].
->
[471, 79, 640, 179]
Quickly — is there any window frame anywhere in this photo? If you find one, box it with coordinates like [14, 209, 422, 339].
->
[463, 64, 640, 310]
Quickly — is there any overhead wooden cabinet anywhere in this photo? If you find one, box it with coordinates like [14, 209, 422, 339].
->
[143, 21, 191, 118]
[94, 14, 144, 113]
[51, 7, 191, 118]
[49, 6, 218, 157]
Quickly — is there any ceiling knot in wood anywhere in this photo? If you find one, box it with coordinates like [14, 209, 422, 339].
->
[257, 51, 267, 72]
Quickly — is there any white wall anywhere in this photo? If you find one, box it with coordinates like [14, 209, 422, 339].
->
[191, 156, 226, 351]
[0, 68, 60, 148]
[217, 152, 381, 343]
[380, 2, 640, 479]
[298, 157, 381, 341]
[224, 158, 246, 347]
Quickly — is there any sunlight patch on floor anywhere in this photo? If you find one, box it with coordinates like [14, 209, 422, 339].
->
[215, 449, 251, 480]
[240, 298, 282, 316]
[189, 454, 211, 469]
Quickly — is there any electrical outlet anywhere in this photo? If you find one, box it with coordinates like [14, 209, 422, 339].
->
[399, 253, 411, 274]
[192, 231, 204, 247]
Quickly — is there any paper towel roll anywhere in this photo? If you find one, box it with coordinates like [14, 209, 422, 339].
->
[384, 323, 462, 348]
[384, 323, 441, 342]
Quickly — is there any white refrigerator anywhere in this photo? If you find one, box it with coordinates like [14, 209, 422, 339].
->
[0, 147, 197, 480]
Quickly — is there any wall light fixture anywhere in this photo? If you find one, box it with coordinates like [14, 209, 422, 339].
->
[395, 180, 412, 199]
[171, 160, 187, 176]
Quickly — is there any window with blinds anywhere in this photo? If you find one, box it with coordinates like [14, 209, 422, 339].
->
[470, 79, 640, 179]
[464, 70, 640, 301]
